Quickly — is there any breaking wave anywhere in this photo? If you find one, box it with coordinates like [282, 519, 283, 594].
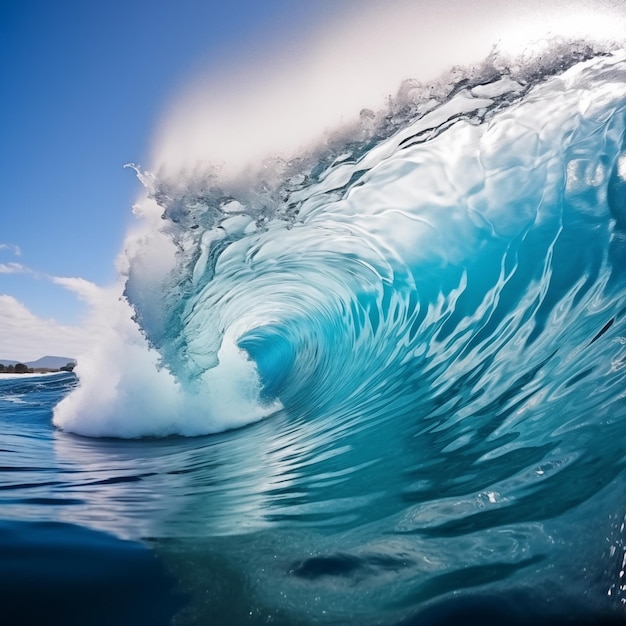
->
[42, 42, 626, 622]
[55, 49, 626, 446]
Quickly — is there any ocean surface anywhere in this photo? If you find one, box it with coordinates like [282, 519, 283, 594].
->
[3, 48, 626, 625]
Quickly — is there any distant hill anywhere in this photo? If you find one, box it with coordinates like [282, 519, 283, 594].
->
[0, 356, 75, 369]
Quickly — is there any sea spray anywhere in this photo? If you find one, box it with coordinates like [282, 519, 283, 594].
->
[52, 281, 277, 437]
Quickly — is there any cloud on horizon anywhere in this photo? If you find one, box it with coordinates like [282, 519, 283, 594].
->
[0, 267, 126, 361]
[0, 291, 93, 362]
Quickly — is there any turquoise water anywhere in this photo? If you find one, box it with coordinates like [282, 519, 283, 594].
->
[3, 51, 626, 625]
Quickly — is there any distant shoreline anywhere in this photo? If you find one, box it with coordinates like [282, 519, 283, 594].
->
[0, 357, 76, 375]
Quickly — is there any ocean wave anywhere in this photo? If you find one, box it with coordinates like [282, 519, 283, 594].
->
[9, 20, 617, 621]
[56, 48, 626, 447]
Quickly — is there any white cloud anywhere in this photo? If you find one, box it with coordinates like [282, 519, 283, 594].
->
[51, 276, 103, 305]
[0, 275, 120, 361]
[0, 243, 22, 256]
[0, 262, 32, 274]
[0, 294, 91, 362]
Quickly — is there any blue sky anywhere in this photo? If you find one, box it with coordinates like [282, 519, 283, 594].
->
[0, 1, 338, 323]
[0, 0, 354, 359]
[1, 0, 624, 360]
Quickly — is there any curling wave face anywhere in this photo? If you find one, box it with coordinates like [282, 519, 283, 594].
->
[44, 49, 626, 621]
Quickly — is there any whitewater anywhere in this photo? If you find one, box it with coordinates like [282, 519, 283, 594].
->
[4, 16, 626, 626]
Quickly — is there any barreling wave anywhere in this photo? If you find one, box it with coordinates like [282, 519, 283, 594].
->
[54, 47, 626, 448]
[43, 44, 626, 620]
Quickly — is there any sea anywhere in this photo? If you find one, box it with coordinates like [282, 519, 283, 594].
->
[2, 46, 626, 625]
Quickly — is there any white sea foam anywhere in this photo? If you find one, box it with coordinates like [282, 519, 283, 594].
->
[0, 371, 65, 381]
[52, 286, 278, 437]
